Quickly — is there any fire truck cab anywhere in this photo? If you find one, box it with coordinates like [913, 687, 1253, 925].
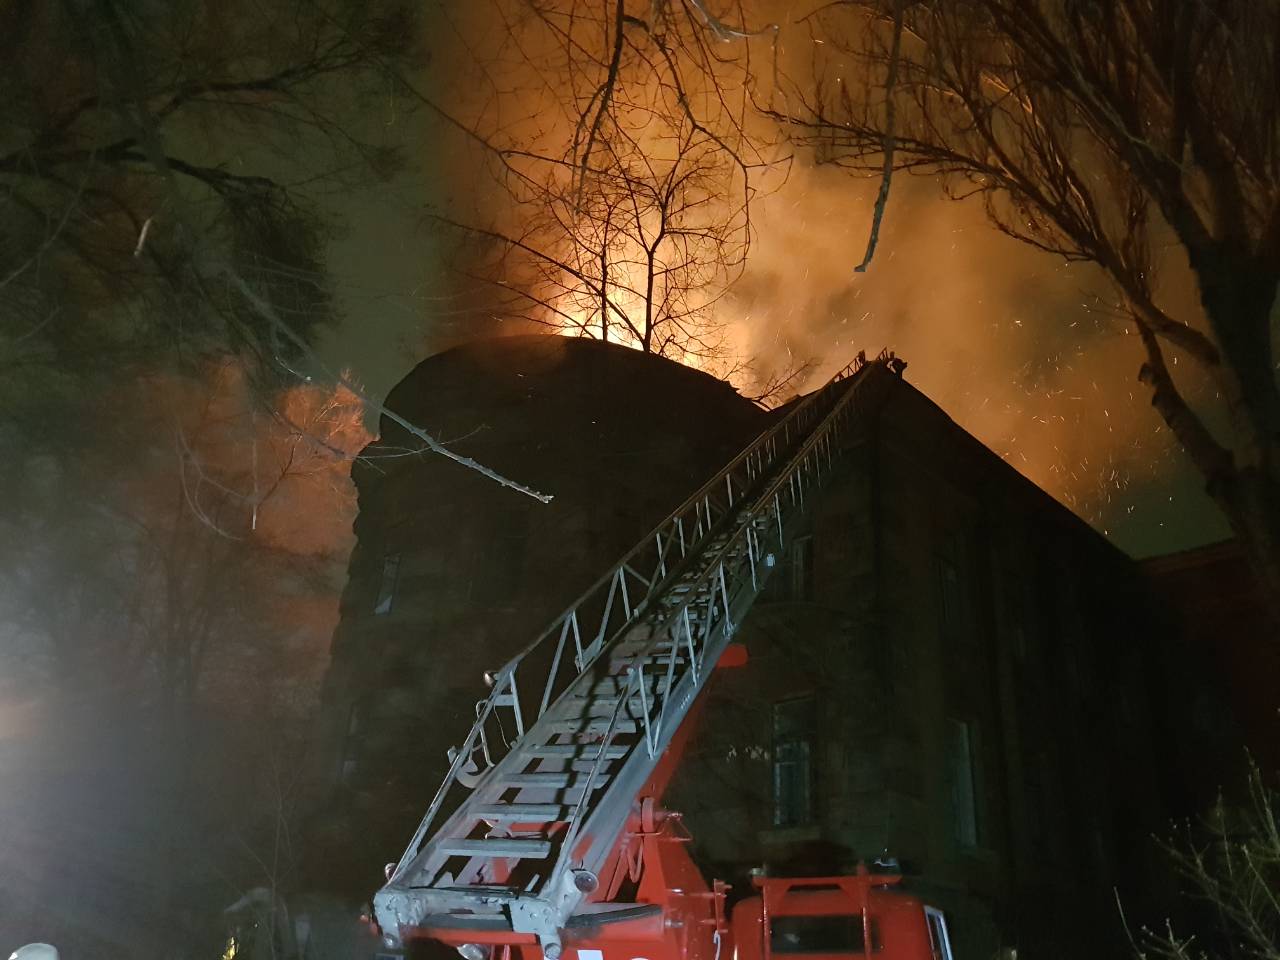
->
[732, 871, 954, 960]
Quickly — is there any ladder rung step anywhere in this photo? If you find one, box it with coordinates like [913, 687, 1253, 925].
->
[552, 718, 638, 734]
[503, 772, 611, 788]
[615, 637, 678, 650]
[561, 696, 639, 711]
[612, 642, 684, 654]
[475, 803, 568, 821]
[591, 678, 671, 695]
[568, 758, 621, 772]
[668, 585, 711, 597]
[661, 602, 707, 616]
[439, 839, 551, 859]
[527, 744, 629, 759]
[569, 686, 671, 703]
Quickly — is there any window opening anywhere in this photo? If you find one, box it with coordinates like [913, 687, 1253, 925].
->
[770, 915, 880, 953]
[792, 536, 815, 600]
[773, 696, 817, 826]
[374, 551, 401, 615]
[948, 718, 980, 847]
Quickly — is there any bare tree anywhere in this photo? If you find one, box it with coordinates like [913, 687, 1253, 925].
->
[1122, 761, 1280, 960]
[762, 1, 1280, 620]
[425, 0, 781, 374]
[0, 0, 549, 504]
[0, 0, 414, 367]
[0, 362, 374, 956]
[436, 118, 751, 366]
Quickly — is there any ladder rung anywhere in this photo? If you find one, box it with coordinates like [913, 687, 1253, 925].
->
[615, 638, 678, 651]
[617, 656, 687, 667]
[552, 718, 638, 734]
[439, 839, 551, 859]
[503, 772, 611, 788]
[475, 803, 568, 822]
[613, 642, 685, 655]
[660, 603, 707, 619]
[667, 585, 711, 597]
[527, 744, 629, 759]
[567, 758, 620, 773]
[562, 695, 644, 711]
[591, 676, 671, 694]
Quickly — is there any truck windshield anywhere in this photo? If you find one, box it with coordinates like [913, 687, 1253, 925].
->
[770, 915, 881, 954]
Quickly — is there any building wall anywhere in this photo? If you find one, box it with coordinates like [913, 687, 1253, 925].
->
[1142, 540, 1275, 792]
[669, 373, 1167, 959]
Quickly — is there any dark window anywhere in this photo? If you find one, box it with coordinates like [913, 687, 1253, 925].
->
[346, 703, 362, 736]
[936, 529, 970, 641]
[1011, 623, 1028, 662]
[937, 556, 962, 635]
[374, 552, 400, 615]
[773, 697, 817, 826]
[947, 718, 980, 847]
[1002, 570, 1029, 662]
[759, 536, 815, 604]
[1092, 827, 1110, 873]
[341, 701, 364, 785]
[792, 536, 815, 600]
[770, 915, 880, 954]
[1024, 751, 1049, 859]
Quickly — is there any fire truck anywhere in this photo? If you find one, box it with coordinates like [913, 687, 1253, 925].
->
[371, 353, 956, 960]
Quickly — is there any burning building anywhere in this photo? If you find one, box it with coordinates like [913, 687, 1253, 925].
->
[309, 335, 1172, 957]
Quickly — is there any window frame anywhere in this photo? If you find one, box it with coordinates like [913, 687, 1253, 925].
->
[373, 551, 401, 615]
[791, 535, 815, 601]
[772, 695, 818, 827]
[924, 907, 955, 960]
[947, 717, 982, 849]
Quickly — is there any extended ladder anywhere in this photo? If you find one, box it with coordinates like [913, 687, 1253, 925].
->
[373, 352, 893, 953]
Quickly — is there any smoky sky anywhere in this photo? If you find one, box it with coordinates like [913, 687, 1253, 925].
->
[316, 4, 1231, 560]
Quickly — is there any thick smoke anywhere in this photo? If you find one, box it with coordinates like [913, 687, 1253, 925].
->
[720, 164, 1228, 555]
[356, 3, 1231, 557]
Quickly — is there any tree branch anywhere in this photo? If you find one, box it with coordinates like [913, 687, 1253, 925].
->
[853, 0, 903, 273]
[221, 267, 554, 503]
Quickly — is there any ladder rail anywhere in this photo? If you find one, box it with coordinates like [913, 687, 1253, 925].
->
[545, 349, 889, 898]
[385, 354, 883, 887]
[500, 355, 865, 677]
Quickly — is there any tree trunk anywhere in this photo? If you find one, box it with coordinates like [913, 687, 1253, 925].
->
[1220, 468, 1280, 630]
[1190, 253, 1280, 631]
[1195, 254, 1280, 472]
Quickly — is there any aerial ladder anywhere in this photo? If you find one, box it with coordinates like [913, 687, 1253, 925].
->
[372, 352, 955, 960]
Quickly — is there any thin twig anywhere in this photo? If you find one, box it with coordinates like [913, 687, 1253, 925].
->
[854, 0, 904, 273]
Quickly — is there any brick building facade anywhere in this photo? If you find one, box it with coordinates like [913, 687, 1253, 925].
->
[667, 370, 1167, 958]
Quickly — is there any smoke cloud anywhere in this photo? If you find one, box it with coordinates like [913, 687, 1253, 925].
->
[720, 163, 1229, 554]
[324, 2, 1231, 558]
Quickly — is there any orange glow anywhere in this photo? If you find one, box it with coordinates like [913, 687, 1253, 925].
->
[424, 0, 1224, 549]
[716, 165, 1217, 539]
